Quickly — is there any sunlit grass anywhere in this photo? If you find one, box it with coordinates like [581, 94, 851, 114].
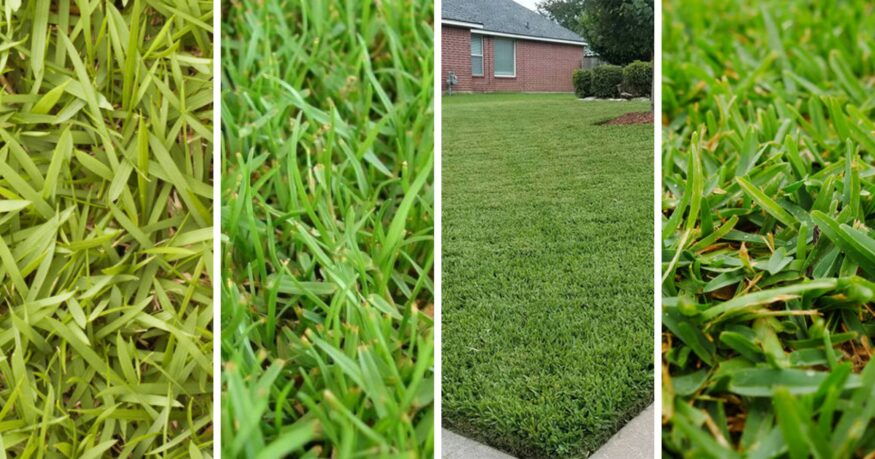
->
[0, 0, 213, 457]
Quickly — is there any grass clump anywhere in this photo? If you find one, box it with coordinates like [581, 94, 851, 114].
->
[220, 0, 434, 457]
[0, 0, 213, 457]
[442, 94, 653, 458]
[662, 0, 875, 457]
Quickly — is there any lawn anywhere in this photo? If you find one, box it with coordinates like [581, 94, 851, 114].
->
[442, 94, 654, 458]
[662, 0, 875, 457]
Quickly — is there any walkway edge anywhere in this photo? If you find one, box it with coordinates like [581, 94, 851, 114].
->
[590, 404, 654, 459]
[441, 404, 654, 459]
[440, 429, 514, 459]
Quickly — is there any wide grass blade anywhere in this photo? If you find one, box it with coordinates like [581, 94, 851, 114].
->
[663, 0, 875, 455]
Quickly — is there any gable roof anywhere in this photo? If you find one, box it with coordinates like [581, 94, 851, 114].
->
[442, 0, 585, 45]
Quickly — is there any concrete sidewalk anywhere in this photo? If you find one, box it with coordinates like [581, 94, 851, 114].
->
[441, 429, 514, 459]
[590, 404, 654, 459]
[441, 404, 654, 459]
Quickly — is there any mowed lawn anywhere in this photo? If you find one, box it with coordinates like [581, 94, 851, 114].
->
[442, 94, 654, 458]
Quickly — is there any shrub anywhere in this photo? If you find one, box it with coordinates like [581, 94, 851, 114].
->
[573, 69, 593, 97]
[591, 64, 624, 98]
[623, 60, 653, 97]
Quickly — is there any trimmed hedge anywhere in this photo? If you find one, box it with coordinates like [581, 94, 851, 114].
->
[591, 64, 624, 98]
[573, 61, 653, 98]
[623, 60, 653, 97]
[573, 69, 594, 97]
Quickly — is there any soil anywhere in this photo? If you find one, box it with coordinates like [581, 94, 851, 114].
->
[598, 111, 654, 125]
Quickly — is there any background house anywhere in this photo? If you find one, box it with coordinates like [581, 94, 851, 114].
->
[442, 0, 587, 93]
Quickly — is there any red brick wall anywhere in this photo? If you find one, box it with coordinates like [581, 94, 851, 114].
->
[441, 25, 584, 93]
[442, 26, 475, 92]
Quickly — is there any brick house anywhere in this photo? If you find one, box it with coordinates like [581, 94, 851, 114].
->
[442, 0, 587, 93]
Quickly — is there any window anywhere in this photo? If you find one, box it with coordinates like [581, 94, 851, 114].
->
[494, 38, 515, 77]
[471, 34, 483, 76]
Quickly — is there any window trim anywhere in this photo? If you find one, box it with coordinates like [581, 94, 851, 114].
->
[471, 34, 484, 77]
[493, 38, 516, 78]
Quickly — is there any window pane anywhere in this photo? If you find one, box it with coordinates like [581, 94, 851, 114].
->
[494, 38, 514, 76]
[470, 35, 482, 55]
[472, 56, 483, 76]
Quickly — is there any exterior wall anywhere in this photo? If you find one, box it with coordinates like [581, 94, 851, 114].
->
[441, 25, 584, 93]
[442, 26, 475, 92]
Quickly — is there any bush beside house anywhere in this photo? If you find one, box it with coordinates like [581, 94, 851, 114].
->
[591, 65, 624, 98]
[623, 61, 652, 97]
[574, 60, 653, 99]
[573, 69, 593, 97]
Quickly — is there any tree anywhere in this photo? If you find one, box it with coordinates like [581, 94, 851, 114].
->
[536, 0, 586, 35]
[579, 0, 653, 65]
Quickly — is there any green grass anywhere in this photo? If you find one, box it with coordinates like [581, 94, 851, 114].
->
[662, 0, 875, 457]
[442, 94, 653, 458]
[220, 1, 433, 457]
[0, 0, 213, 457]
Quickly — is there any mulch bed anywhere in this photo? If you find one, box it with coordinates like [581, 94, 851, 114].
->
[598, 111, 654, 125]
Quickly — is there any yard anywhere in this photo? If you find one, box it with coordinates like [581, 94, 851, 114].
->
[441, 94, 654, 458]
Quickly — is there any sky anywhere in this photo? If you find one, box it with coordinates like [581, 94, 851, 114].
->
[513, 0, 540, 12]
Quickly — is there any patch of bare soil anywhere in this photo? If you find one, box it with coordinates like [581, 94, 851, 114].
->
[597, 111, 654, 125]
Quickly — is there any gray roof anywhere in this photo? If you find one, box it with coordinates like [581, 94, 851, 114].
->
[442, 0, 585, 44]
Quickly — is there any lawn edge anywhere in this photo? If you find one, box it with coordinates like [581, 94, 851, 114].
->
[443, 391, 654, 458]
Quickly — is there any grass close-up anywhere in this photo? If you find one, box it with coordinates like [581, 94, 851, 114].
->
[442, 94, 654, 458]
[662, 0, 875, 457]
[220, 0, 434, 457]
[0, 0, 214, 457]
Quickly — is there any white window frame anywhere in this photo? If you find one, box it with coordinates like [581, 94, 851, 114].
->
[493, 38, 516, 78]
[471, 34, 484, 77]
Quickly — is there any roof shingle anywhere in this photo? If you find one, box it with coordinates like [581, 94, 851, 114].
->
[442, 0, 585, 44]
